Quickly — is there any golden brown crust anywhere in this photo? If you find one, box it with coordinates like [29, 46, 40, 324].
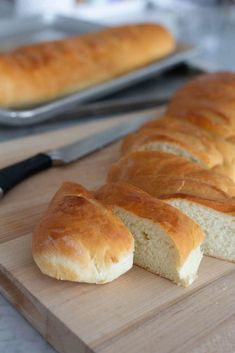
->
[107, 151, 235, 211]
[95, 182, 204, 265]
[0, 24, 175, 107]
[167, 72, 235, 138]
[211, 137, 235, 182]
[226, 135, 235, 144]
[141, 115, 213, 140]
[121, 127, 223, 168]
[160, 193, 235, 215]
[109, 150, 202, 180]
[32, 182, 134, 283]
[140, 115, 235, 181]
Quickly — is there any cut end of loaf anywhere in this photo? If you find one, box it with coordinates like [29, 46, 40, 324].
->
[166, 198, 235, 263]
[114, 207, 203, 286]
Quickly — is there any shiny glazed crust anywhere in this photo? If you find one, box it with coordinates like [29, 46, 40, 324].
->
[107, 151, 235, 210]
[0, 23, 175, 107]
[32, 182, 134, 283]
[121, 127, 223, 168]
[95, 182, 204, 265]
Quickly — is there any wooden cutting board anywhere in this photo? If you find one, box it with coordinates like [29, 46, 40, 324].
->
[1, 109, 235, 353]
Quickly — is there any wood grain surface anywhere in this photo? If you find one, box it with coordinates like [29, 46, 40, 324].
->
[1, 107, 235, 353]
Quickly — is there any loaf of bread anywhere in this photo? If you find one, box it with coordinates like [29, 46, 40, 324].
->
[167, 72, 235, 138]
[95, 182, 204, 286]
[0, 23, 175, 107]
[124, 114, 235, 181]
[32, 182, 134, 283]
[107, 151, 235, 262]
[32, 71, 235, 286]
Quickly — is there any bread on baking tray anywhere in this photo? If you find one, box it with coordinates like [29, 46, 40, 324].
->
[0, 23, 175, 107]
[32, 182, 134, 284]
[95, 182, 204, 286]
[108, 151, 235, 262]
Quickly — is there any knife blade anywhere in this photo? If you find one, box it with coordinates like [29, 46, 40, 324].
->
[0, 114, 155, 198]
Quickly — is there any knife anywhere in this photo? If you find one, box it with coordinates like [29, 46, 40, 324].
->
[0, 114, 155, 198]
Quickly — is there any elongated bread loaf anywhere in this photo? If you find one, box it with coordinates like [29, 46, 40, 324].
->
[163, 196, 235, 262]
[0, 23, 175, 107]
[95, 182, 204, 286]
[32, 182, 134, 283]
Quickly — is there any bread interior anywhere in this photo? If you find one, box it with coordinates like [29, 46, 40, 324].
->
[114, 207, 202, 286]
[167, 199, 235, 263]
[137, 142, 206, 167]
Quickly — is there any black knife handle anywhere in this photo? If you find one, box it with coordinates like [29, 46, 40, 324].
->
[0, 153, 52, 198]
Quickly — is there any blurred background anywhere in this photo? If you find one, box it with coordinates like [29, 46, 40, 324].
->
[1, 0, 235, 71]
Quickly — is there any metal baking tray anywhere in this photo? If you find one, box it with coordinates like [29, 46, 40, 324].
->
[0, 14, 198, 126]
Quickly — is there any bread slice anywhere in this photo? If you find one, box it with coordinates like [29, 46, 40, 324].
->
[95, 183, 204, 286]
[108, 150, 235, 197]
[134, 115, 235, 181]
[32, 182, 134, 284]
[140, 115, 213, 139]
[0, 23, 175, 107]
[144, 115, 235, 182]
[164, 197, 235, 263]
[122, 127, 223, 168]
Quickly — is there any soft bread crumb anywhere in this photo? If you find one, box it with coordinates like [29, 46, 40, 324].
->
[167, 199, 235, 262]
[114, 207, 203, 286]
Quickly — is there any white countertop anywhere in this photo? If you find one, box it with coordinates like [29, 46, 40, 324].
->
[0, 295, 55, 353]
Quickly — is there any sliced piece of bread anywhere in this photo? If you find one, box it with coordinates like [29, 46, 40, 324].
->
[95, 182, 204, 286]
[108, 151, 235, 197]
[32, 182, 134, 284]
[164, 197, 235, 263]
[122, 127, 223, 168]
[127, 116, 235, 181]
